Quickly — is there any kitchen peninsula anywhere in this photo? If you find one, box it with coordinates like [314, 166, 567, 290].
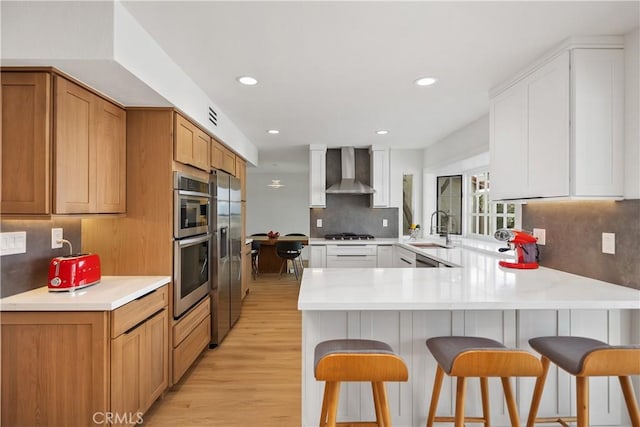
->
[298, 244, 640, 427]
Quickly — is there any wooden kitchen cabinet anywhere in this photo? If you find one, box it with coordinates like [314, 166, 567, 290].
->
[111, 309, 168, 424]
[174, 112, 211, 172]
[0, 285, 169, 427]
[172, 296, 210, 383]
[211, 138, 237, 175]
[309, 144, 327, 207]
[490, 39, 624, 200]
[242, 241, 251, 298]
[1, 70, 126, 215]
[1, 72, 51, 214]
[236, 156, 247, 200]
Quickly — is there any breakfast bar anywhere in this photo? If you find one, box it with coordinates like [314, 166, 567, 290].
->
[298, 250, 640, 427]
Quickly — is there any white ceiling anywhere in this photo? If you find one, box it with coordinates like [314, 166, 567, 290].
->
[121, 1, 638, 171]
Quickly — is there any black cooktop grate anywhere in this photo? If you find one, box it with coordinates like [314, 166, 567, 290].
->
[324, 233, 375, 240]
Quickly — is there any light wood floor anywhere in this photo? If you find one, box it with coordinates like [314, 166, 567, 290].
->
[144, 274, 302, 426]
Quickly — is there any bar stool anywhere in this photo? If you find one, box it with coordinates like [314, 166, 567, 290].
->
[314, 339, 409, 427]
[527, 336, 640, 427]
[425, 336, 543, 427]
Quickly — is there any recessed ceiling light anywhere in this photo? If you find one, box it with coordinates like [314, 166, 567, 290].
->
[376, 130, 389, 135]
[237, 76, 258, 86]
[267, 129, 280, 134]
[414, 77, 438, 87]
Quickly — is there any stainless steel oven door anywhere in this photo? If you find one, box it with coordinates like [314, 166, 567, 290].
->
[174, 233, 211, 318]
[174, 191, 210, 239]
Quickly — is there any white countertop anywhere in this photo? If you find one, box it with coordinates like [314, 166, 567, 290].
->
[0, 276, 171, 311]
[298, 248, 640, 311]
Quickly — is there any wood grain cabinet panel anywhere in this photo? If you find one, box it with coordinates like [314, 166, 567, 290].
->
[1, 71, 126, 215]
[1, 311, 109, 427]
[1, 72, 51, 214]
[174, 113, 210, 172]
[211, 139, 224, 170]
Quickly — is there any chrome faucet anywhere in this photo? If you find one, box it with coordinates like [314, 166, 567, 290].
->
[429, 210, 451, 246]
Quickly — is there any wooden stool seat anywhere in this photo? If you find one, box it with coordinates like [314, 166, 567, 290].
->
[314, 339, 408, 427]
[527, 336, 640, 427]
[426, 336, 543, 427]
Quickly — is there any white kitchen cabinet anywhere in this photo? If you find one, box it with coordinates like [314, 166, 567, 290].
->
[393, 245, 416, 267]
[326, 245, 378, 268]
[490, 38, 624, 201]
[370, 146, 389, 207]
[309, 244, 327, 268]
[309, 144, 327, 207]
[376, 245, 394, 267]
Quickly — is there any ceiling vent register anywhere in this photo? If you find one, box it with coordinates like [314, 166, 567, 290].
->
[208, 106, 218, 127]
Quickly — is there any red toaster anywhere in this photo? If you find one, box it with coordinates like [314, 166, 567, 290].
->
[48, 254, 101, 291]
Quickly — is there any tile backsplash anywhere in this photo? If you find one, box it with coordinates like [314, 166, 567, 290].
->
[522, 200, 639, 290]
[1, 219, 82, 297]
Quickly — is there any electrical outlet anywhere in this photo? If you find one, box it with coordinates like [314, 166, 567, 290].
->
[316, 219, 322, 228]
[532, 228, 546, 245]
[52, 228, 63, 249]
[602, 232, 615, 254]
[383, 219, 388, 227]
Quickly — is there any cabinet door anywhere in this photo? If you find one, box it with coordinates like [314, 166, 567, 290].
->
[143, 309, 168, 412]
[370, 147, 389, 207]
[308, 245, 326, 268]
[175, 113, 195, 167]
[222, 147, 236, 175]
[211, 139, 224, 170]
[525, 51, 570, 198]
[376, 245, 394, 267]
[309, 146, 326, 207]
[111, 323, 145, 425]
[489, 83, 527, 201]
[95, 99, 127, 213]
[236, 157, 247, 201]
[1, 72, 51, 214]
[193, 127, 211, 171]
[572, 49, 624, 197]
[242, 242, 251, 298]
[54, 76, 96, 213]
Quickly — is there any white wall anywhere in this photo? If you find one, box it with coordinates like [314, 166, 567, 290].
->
[389, 149, 424, 235]
[423, 114, 489, 170]
[625, 27, 640, 199]
[246, 172, 310, 258]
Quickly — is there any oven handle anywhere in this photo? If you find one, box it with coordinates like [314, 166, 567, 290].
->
[177, 189, 211, 199]
[177, 233, 211, 247]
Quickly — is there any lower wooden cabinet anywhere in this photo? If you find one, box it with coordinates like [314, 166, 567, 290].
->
[242, 242, 251, 298]
[0, 285, 169, 427]
[111, 309, 168, 425]
[172, 297, 210, 383]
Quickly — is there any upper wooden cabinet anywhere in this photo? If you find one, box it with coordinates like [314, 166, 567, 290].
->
[235, 156, 247, 201]
[174, 112, 210, 172]
[1, 71, 126, 215]
[1, 72, 52, 214]
[490, 41, 624, 201]
[211, 138, 236, 175]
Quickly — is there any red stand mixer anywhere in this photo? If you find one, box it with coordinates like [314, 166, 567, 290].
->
[494, 229, 539, 269]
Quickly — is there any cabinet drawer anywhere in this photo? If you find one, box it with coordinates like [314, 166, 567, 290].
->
[173, 315, 210, 383]
[111, 286, 168, 338]
[173, 297, 210, 347]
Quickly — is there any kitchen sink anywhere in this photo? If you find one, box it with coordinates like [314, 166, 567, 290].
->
[409, 243, 452, 249]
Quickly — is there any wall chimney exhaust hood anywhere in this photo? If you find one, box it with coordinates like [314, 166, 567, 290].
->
[326, 147, 375, 194]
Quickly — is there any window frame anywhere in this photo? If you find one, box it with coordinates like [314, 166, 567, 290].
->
[464, 167, 521, 240]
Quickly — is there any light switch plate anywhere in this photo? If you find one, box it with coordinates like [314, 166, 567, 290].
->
[316, 219, 322, 228]
[602, 232, 615, 254]
[532, 228, 546, 245]
[383, 219, 388, 227]
[1, 231, 27, 256]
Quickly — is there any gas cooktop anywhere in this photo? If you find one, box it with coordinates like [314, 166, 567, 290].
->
[324, 233, 375, 241]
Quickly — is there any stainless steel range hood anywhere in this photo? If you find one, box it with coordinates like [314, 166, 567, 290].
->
[326, 147, 375, 194]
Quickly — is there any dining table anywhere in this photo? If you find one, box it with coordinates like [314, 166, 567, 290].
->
[250, 235, 309, 273]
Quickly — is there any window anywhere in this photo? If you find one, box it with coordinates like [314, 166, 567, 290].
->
[468, 171, 520, 238]
[402, 174, 413, 235]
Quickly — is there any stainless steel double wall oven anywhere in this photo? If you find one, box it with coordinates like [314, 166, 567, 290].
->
[173, 172, 212, 318]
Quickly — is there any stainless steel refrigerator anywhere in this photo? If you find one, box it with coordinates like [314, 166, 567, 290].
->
[210, 171, 242, 346]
